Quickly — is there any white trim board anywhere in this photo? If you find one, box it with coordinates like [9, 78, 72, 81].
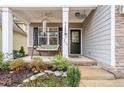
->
[111, 5, 116, 67]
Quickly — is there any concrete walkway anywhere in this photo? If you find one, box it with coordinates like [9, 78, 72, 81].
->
[79, 66, 124, 87]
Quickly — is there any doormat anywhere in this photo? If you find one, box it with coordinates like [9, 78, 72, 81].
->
[69, 55, 81, 58]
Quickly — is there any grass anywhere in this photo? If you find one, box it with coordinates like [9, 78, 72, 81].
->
[21, 75, 67, 87]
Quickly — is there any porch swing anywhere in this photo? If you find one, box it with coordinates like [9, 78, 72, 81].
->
[31, 27, 62, 59]
[31, 15, 62, 58]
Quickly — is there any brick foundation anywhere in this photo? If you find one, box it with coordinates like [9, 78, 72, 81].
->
[28, 47, 60, 56]
[115, 6, 124, 66]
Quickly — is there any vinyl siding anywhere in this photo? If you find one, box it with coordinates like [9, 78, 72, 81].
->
[0, 27, 27, 53]
[82, 5, 111, 65]
[13, 31, 27, 53]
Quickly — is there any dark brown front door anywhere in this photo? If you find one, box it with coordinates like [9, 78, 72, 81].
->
[70, 30, 81, 54]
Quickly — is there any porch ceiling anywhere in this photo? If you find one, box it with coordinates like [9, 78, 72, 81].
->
[10, 7, 96, 23]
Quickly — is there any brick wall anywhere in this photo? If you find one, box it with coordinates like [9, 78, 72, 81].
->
[115, 6, 124, 66]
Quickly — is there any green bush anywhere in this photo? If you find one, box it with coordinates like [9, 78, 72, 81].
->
[52, 55, 71, 71]
[19, 46, 25, 57]
[0, 51, 4, 63]
[0, 51, 10, 70]
[13, 46, 25, 59]
[66, 66, 81, 87]
[0, 62, 10, 70]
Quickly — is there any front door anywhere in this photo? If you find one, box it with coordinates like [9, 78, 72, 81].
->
[70, 29, 81, 54]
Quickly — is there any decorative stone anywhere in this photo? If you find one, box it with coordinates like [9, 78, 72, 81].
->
[62, 72, 67, 77]
[35, 72, 46, 77]
[54, 71, 62, 77]
[30, 76, 37, 81]
[17, 84, 23, 87]
[44, 70, 54, 75]
[9, 71, 14, 74]
[23, 79, 30, 83]
[34, 70, 38, 74]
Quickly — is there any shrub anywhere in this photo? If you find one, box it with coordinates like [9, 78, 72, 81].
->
[66, 66, 81, 87]
[52, 55, 71, 71]
[13, 46, 25, 59]
[9, 59, 28, 71]
[13, 50, 20, 59]
[0, 62, 10, 71]
[29, 57, 47, 72]
[19, 46, 25, 57]
[0, 51, 10, 70]
[0, 51, 4, 63]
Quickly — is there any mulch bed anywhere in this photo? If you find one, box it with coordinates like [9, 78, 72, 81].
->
[0, 70, 34, 87]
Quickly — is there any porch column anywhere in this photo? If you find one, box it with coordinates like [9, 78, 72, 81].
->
[2, 8, 13, 55]
[27, 23, 30, 47]
[62, 8, 69, 58]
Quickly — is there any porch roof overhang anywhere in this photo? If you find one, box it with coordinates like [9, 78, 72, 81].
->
[10, 7, 97, 23]
[0, 6, 97, 25]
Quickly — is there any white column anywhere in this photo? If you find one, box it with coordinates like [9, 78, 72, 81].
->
[62, 8, 69, 58]
[2, 8, 13, 55]
[27, 24, 30, 47]
[28, 25, 33, 47]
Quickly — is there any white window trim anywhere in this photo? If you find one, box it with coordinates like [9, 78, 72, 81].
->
[38, 27, 59, 46]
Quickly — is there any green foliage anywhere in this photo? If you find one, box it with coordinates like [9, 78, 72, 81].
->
[21, 75, 67, 87]
[0, 51, 4, 63]
[13, 46, 25, 59]
[9, 59, 28, 71]
[19, 46, 25, 57]
[0, 62, 10, 70]
[52, 55, 71, 71]
[0, 51, 10, 70]
[66, 66, 81, 87]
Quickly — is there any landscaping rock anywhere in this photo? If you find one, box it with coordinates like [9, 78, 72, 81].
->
[62, 72, 67, 77]
[54, 71, 62, 77]
[34, 70, 38, 74]
[17, 84, 23, 87]
[35, 72, 46, 77]
[9, 71, 14, 74]
[30, 76, 37, 81]
[44, 70, 54, 75]
[23, 79, 30, 83]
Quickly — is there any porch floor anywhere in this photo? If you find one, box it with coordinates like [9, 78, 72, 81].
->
[69, 56, 97, 66]
[22, 56, 97, 66]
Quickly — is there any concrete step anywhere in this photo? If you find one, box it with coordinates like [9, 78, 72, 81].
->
[69, 56, 97, 66]
[80, 79, 124, 87]
[79, 66, 115, 80]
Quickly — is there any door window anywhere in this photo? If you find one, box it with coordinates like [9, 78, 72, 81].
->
[72, 31, 79, 43]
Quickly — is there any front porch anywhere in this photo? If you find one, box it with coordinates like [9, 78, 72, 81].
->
[22, 55, 97, 66]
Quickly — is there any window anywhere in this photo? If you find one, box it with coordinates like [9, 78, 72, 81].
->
[38, 27, 59, 46]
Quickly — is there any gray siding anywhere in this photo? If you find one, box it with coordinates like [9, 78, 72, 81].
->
[82, 6, 111, 65]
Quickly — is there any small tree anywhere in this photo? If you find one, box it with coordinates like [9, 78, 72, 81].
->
[66, 66, 81, 87]
[19, 46, 25, 57]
